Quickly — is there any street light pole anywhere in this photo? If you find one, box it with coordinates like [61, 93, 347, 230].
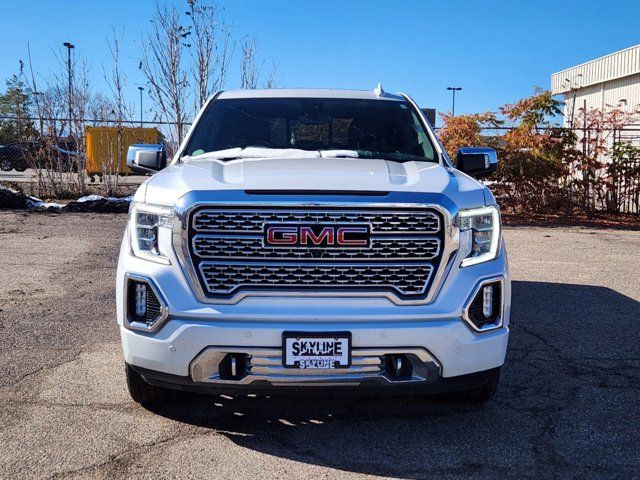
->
[63, 42, 75, 134]
[446, 86, 462, 116]
[138, 86, 144, 127]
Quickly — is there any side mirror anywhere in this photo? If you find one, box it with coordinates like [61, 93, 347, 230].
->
[456, 147, 498, 178]
[126, 144, 167, 174]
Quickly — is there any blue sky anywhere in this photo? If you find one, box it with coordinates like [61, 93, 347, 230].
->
[1, 0, 639, 125]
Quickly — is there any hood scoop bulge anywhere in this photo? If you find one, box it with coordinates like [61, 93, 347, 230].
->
[207, 157, 426, 190]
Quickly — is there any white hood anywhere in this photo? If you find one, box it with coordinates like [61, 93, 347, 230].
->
[141, 157, 487, 209]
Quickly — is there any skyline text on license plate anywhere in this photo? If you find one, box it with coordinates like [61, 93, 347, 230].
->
[283, 333, 350, 369]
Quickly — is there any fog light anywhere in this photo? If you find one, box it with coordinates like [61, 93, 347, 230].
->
[135, 283, 147, 317]
[218, 353, 247, 380]
[385, 354, 413, 380]
[465, 281, 502, 330]
[125, 276, 167, 332]
[482, 285, 494, 318]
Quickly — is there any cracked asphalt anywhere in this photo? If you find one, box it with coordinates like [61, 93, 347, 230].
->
[0, 211, 639, 479]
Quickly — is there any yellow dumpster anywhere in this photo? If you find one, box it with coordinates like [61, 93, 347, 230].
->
[85, 126, 162, 175]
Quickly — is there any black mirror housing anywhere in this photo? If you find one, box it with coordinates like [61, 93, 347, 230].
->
[456, 147, 498, 178]
[126, 144, 167, 174]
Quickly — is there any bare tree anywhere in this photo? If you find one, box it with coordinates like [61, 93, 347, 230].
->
[88, 92, 117, 125]
[101, 29, 134, 195]
[240, 35, 279, 90]
[140, 1, 190, 144]
[104, 29, 132, 123]
[26, 44, 44, 136]
[68, 58, 92, 193]
[187, 0, 234, 110]
[25, 44, 49, 195]
[24, 43, 91, 197]
[240, 35, 260, 90]
[263, 60, 280, 89]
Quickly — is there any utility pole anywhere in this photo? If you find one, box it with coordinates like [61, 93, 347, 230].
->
[446, 87, 462, 116]
[63, 42, 75, 135]
[138, 86, 144, 127]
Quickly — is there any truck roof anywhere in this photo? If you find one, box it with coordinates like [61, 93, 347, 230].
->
[216, 88, 406, 101]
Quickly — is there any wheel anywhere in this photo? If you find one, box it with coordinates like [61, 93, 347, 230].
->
[0, 157, 12, 171]
[13, 159, 28, 172]
[449, 368, 501, 404]
[125, 363, 173, 405]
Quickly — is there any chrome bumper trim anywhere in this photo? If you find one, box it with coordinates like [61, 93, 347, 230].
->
[189, 346, 442, 386]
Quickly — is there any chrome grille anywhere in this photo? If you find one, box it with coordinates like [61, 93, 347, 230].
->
[193, 209, 440, 234]
[187, 206, 444, 301]
[192, 234, 440, 261]
[198, 262, 434, 296]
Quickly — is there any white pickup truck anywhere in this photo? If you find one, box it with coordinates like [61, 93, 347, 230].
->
[117, 87, 510, 405]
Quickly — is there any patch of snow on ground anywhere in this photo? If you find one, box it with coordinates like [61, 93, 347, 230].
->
[1, 186, 131, 210]
[76, 195, 131, 203]
[27, 198, 65, 209]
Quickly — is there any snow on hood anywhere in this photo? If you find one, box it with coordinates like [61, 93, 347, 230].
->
[142, 157, 487, 209]
[181, 147, 359, 161]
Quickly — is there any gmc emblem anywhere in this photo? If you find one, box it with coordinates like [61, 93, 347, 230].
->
[264, 224, 370, 248]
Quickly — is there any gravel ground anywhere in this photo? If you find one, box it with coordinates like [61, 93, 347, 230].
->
[0, 212, 638, 479]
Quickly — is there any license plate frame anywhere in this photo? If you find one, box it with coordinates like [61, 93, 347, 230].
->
[282, 331, 352, 369]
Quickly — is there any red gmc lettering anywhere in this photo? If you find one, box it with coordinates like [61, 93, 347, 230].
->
[266, 225, 368, 246]
[299, 226, 335, 245]
[337, 227, 368, 246]
[266, 226, 298, 245]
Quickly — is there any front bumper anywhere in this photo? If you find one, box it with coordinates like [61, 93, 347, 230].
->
[131, 362, 502, 396]
[120, 316, 509, 387]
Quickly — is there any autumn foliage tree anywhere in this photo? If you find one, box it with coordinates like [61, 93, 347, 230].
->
[438, 112, 501, 159]
[438, 90, 583, 213]
[438, 88, 640, 214]
[496, 89, 580, 213]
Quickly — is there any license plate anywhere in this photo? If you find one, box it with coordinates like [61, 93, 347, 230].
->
[282, 332, 351, 369]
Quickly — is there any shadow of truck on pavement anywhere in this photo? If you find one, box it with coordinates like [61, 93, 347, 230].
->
[148, 281, 640, 478]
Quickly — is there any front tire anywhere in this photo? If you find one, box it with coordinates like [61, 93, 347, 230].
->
[13, 159, 28, 172]
[125, 363, 173, 405]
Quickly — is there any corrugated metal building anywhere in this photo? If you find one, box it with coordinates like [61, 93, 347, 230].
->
[551, 46, 640, 214]
[551, 44, 640, 127]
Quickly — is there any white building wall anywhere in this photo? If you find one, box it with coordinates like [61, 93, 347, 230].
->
[602, 72, 640, 110]
[563, 83, 606, 126]
[552, 47, 640, 213]
[552, 45, 640, 127]
[552, 45, 640, 94]
[562, 74, 640, 126]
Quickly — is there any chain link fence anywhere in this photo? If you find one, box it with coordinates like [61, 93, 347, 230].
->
[0, 115, 190, 198]
[455, 125, 640, 214]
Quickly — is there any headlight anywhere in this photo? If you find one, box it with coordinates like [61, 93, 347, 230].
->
[129, 203, 174, 264]
[458, 205, 500, 267]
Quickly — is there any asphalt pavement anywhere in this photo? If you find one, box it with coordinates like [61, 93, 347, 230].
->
[0, 212, 638, 479]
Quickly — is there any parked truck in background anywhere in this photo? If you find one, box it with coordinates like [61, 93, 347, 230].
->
[117, 87, 510, 405]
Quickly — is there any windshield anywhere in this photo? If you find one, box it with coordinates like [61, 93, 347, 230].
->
[183, 97, 438, 162]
